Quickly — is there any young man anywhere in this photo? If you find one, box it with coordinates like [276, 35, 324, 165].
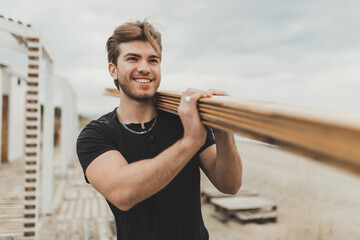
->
[77, 20, 242, 240]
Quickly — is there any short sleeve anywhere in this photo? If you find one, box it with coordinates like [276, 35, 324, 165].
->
[198, 126, 215, 154]
[76, 120, 118, 183]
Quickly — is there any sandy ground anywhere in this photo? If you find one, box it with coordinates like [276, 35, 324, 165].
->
[1, 140, 360, 239]
[201, 141, 360, 240]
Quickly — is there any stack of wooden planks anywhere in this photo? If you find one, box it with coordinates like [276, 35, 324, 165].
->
[105, 89, 360, 174]
[155, 91, 360, 173]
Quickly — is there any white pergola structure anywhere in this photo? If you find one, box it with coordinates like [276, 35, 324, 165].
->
[0, 16, 77, 239]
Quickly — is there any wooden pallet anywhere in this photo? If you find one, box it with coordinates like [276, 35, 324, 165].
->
[234, 210, 277, 224]
[210, 196, 277, 224]
[211, 196, 276, 211]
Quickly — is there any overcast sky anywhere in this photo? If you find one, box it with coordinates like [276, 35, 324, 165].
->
[2, 0, 360, 118]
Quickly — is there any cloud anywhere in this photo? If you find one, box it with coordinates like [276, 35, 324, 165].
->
[1, 0, 360, 117]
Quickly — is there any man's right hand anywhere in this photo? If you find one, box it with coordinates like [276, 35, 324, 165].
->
[178, 88, 211, 149]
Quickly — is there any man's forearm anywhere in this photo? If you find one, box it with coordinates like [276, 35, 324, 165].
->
[103, 137, 202, 211]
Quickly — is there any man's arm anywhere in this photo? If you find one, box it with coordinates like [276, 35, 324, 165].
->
[86, 90, 211, 211]
[199, 131, 242, 194]
[199, 89, 242, 194]
[87, 139, 200, 211]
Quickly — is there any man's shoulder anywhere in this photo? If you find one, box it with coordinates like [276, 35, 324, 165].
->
[79, 108, 118, 137]
[96, 109, 117, 124]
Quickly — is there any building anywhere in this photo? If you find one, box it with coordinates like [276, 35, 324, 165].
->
[0, 15, 77, 239]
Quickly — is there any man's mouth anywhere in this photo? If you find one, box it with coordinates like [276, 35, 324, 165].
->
[134, 78, 152, 83]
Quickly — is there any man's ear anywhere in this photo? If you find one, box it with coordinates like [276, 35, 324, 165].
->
[108, 62, 117, 80]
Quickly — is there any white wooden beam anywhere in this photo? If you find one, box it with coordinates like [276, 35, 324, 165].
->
[71, 89, 78, 162]
[0, 36, 27, 54]
[60, 84, 69, 176]
[67, 91, 75, 165]
[8, 74, 26, 162]
[0, 67, 3, 165]
[0, 17, 54, 62]
[0, 17, 39, 40]
[41, 58, 54, 215]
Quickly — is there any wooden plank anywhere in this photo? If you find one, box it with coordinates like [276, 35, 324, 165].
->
[66, 200, 76, 220]
[70, 219, 81, 240]
[83, 219, 95, 240]
[97, 218, 109, 240]
[234, 210, 277, 223]
[153, 91, 360, 174]
[55, 220, 67, 240]
[202, 187, 258, 201]
[0, 198, 24, 240]
[211, 210, 231, 223]
[65, 189, 78, 200]
[210, 196, 277, 212]
[0, 214, 23, 219]
[0, 234, 21, 239]
[91, 198, 99, 218]
[0, 218, 23, 223]
[98, 199, 108, 218]
[75, 199, 83, 219]
[52, 181, 65, 212]
[83, 199, 91, 219]
[57, 200, 69, 221]
[0, 205, 23, 209]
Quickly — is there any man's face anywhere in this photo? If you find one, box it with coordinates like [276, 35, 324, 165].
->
[110, 40, 161, 101]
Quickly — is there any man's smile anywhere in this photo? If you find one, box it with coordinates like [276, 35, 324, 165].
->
[134, 78, 151, 83]
[133, 77, 153, 84]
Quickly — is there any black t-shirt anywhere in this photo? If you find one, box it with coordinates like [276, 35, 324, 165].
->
[76, 109, 215, 240]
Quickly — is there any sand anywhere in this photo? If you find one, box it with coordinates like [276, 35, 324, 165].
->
[201, 141, 360, 240]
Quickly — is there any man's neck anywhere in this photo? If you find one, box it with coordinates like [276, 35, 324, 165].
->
[117, 94, 157, 126]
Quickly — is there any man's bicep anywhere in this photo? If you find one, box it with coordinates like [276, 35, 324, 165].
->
[85, 150, 128, 199]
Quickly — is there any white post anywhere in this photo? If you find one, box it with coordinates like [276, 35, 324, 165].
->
[72, 90, 78, 157]
[41, 59, 54, 214]
[66, 87, 73, 166]
[8, 74, 26, 162]
[60, 84, 68, 176]
[0, 67, 3, 165]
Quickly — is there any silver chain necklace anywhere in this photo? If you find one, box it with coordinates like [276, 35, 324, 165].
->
[121, 116, 157, 135]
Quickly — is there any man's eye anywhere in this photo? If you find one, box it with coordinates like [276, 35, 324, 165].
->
[128, 57, 137, 61]
[149, 59, 159, 64]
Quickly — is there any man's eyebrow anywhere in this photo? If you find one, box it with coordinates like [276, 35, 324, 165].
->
[123, 53, 160, 59]
[123, 53, 141, 58]
[149, 55, 160, 59]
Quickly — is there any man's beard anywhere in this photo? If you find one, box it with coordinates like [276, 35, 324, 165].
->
[118, 78, 159, 102]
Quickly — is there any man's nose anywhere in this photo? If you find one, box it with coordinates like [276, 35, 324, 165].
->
[137, 60, 150, 74]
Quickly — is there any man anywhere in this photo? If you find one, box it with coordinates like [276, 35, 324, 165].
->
[77, 20, 242, 240]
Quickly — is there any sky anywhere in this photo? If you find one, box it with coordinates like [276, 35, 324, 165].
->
[1, 0, 360, 118]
